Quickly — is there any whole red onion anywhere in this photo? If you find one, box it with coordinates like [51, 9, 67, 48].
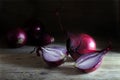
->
[24, 19, 54, 46]
[7, 27, 27, 48]
[38, 33, 55, 46]
[26, 23, 45, 44]
[66, 33, 96, 61]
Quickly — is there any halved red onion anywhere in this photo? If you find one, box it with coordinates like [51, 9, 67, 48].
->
[75, 45, 111, 73]
[36, 45, 67, 67]
[46, 45, 68, 56]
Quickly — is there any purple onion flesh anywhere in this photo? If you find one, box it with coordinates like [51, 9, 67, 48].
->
[36, 45, 67, 67]
[75, 45, 111, 73]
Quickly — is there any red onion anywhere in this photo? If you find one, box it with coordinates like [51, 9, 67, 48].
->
[7, 27, 27, 48]
[55, 11, 96, 60]
[66, 33, 96, 61]
[24, 19, 54, 46]
[38, 33, 55, 46]
[26, 24, 45, 45]
[36, 45, 67, 67]
[75, 45, 111, 73]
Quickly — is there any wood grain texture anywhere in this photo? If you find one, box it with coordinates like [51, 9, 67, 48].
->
[0, 45, 120, 80]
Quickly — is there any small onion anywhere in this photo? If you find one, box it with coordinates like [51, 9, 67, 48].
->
[6, 27, 27, 48]
[24, 19, 54, 46]
[37, 33, 55, 46]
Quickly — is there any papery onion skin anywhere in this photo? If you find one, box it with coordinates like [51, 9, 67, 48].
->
[66, 33, 96, 61]
[7, 27, 27, 48]
[38, 33, 55, 46]
[67, 33, 96, 54]
[67, 52, 82, 61]
[26, 25, 54, 46]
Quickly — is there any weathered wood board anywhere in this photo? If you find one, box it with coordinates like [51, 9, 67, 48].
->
[0, 45, 120, 80]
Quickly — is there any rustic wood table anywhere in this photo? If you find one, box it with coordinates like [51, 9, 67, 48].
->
[0, 44, 120, 80]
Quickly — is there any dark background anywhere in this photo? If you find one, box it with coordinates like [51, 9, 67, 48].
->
[0, 0, 119, 39]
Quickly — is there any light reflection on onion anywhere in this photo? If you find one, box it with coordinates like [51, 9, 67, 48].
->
[7, 27, 27, 48]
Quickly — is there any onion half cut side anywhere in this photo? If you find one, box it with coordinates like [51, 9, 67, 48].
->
[75, 46, 111, 73]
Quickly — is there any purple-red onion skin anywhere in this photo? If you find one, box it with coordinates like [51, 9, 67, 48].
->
[7, 28, 27, 48]
[25, 24, 54, 46]
[66, 33, 96, 61]
[68, 52, 82, 61]
[43, 57, 65, 67]
[39, 33, 55, 46]
[77, 33, 96, 54]
[24, 19, 55, 46]
[67, 33, 96, 54]
[36, 47, 42, 56]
